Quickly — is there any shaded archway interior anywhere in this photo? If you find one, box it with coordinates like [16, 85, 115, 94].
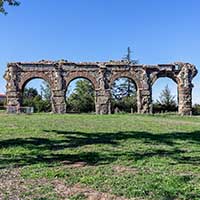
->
[4, 61, 197, 115]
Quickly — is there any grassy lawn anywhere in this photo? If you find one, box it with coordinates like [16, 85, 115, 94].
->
[0, 113, 200, 199]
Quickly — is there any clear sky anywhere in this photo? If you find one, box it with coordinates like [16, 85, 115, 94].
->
[0, 0, 200, 103]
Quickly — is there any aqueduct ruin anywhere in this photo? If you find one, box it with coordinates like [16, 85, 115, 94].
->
[4, 60, 197, 115]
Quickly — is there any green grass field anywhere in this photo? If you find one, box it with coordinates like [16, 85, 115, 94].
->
[0, 113, 200, 200]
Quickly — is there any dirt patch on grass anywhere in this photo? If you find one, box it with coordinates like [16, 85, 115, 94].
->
[0, 168, 54, 199]
[112, 165, 139, 174]
[0, 168, 24, 199]
[61, 160, 87, 168]
[0, 167, 132, 200]
[52, 180, 129, 200]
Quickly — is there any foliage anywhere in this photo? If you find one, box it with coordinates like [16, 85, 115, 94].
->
[23, 88, 38, 99]
[122, 47, 138, 64]
[112, 78, 136, 99]
[40, 81, 51, 101]
[66, 79, 95, 113]
[153, 85, 177, 113]
[192, 104, 200, 115]
[0, 99, 6, 110]
[110, 44, 139, 112]
[0, 0, 20, 14]
[111, 95, 137, 113]
[22, 87, 51, 113]
[111, 78, 137, 113]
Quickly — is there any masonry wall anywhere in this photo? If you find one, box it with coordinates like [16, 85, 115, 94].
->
[4, 60, 197, 115]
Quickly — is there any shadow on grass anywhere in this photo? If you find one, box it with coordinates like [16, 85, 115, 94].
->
[0, 130, 200, 168]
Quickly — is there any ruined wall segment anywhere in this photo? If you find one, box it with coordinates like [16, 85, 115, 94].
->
[4, 60, 197, 115]
[176, 62, 197, 115]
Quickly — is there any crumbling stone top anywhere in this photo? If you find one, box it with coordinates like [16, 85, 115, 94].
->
[7, 61, 197, 79]
[8, 59, 185, 68]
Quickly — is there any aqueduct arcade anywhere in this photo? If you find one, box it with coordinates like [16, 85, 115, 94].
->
[4, 60, 197, 115]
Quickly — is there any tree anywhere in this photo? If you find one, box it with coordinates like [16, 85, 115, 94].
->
[0, 0, 20, 14]
[157, 85, 176, 107]
[153, 85, 177, 113]
[23, 88, 38, 99]
[66, 79, 95, 113]
[22, 87, 51, 112]
[192, 104, 200, 115]
[109, 47, 139, 113]
[122, 47, 138, 64]
[112, 78, 136, 100]
[111, 78, 137, 113]
[40, 81, 51, 101]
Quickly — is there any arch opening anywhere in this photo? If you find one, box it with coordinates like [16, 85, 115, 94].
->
[65, 77, 95, 113]
[152, 77, 178, 113]
[21, 78, 52, 113]
[111, 77, 138, 114]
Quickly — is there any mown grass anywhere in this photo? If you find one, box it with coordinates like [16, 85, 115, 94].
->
[0, 113, 200, 199]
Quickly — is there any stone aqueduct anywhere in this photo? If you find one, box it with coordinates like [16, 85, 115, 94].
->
[4, 60, 197, 115]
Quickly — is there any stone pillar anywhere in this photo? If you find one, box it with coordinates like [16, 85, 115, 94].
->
[95, 65, 111, 114]
[138, 89, 152, 114]
[4, 64, 21, 112]
[137, 69, 152, 114]
[178, 85, 192, 115]
[176, 62, 197, 115]
[95, 89, 111, 114]
[51, 90, 66, 114]
[51, 64, 66, 114]
[6, 91, 20, 106]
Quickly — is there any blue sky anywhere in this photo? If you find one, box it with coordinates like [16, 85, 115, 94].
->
[0, 0, 200, 103]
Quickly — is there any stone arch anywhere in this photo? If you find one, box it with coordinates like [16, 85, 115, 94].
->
[18, 72, 53, 109]
[150, 72, 179, 113]
[17, 73, 54, 111]
[150, 71, 180, 86]
[151, 76, 178, 113]
[65, 78, 96, 113]
[19, 73, 53, 92]
[65, 71, 98, 91]
[109, 73, 141, 113]
[109, 72, 141, 89]
[65, 72, 97, 113]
